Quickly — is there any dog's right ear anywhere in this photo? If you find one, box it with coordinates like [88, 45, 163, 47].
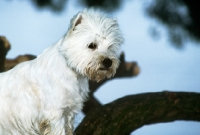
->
[72, 13, 83, 31]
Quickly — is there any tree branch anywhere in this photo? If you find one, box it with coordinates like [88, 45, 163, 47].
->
[0, 36, 10, 72]
[0, 37, 140, 115]
[3, 52, 140, 115]
[5, 54, 36, 71]
[75, 91, 200, 135]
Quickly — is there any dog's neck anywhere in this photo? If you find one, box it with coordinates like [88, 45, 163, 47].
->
[34, 38, 89, 90]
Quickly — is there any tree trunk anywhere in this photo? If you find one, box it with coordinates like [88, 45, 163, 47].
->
[75, 91, 200, 135]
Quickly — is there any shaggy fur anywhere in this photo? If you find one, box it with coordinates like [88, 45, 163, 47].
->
[0, 9, 123, 135]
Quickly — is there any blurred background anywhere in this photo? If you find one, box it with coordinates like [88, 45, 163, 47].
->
[0, 0, 200, 134]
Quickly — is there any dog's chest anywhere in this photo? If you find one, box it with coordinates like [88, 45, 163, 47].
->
[40, 73, 89, 113]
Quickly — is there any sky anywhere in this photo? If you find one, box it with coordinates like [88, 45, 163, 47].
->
[0, 0, 200, 134]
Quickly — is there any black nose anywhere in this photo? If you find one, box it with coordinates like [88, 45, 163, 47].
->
[103, 58, 112, 68]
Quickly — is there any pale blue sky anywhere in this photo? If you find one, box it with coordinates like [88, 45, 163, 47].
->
[0, 0, 200, 134]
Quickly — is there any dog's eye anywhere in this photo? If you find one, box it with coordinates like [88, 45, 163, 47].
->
[88, 43, 97, 49]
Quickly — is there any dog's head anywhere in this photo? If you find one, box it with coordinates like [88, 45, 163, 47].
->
[60, 9, 123, 82]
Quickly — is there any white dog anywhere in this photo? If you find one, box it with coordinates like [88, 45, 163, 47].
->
[0, 9, 123, 135]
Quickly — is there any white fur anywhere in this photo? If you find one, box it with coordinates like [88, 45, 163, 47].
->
[0, 9, 123, 135]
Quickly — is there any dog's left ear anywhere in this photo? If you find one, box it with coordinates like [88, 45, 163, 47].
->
[72, 13, 83, 31]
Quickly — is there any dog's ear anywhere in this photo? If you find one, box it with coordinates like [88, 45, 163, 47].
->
[74, 13, 83, 27]
[72, 13, 83, 31]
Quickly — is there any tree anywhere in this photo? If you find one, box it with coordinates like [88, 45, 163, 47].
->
[1, 38, 200, 134]
[1, 0, 200, 134]
[146, 0, 200, 47]
[30, 0, 200, 47]
[75, 91, 200, 135]
[31, 0, 123, 12]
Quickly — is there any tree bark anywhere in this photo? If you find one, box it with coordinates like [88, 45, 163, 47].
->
[0, 36, 10, 72]
[75, 91, 200, 135]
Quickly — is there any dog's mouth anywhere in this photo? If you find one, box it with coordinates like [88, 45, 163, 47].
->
[99, 65, 109, 71]
[99, 67, 109, 71]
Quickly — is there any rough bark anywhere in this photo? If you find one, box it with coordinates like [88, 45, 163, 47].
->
[75, 91, 200, 135]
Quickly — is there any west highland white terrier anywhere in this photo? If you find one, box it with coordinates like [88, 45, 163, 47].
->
[0, 9, 123, 135]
